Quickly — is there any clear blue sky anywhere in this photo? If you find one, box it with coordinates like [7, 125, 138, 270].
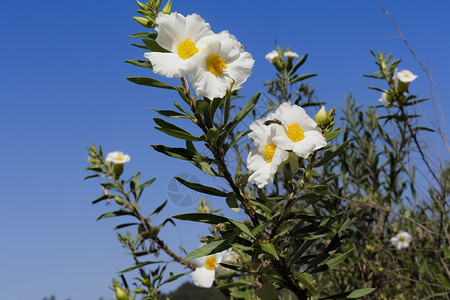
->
[1, 1, 449, 299]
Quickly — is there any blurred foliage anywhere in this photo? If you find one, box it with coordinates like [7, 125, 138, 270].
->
[161, 282, 226, 300]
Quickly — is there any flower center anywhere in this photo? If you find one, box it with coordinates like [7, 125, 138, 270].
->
[398, 237, 405, 242]
[115, 157, 124, 161]
[206, 54, 227, 76]
[205, 256, 216, 270]
[286, 123, 305, 143]
[404, 74, 410, 78]
[263, 142, 277, 163]
[177, 38, 199, 60]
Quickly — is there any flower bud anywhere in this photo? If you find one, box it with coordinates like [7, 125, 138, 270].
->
[161, 0, 172, 14]
[114, 196, 125, 205]
[315, 106, 331, 126]
[115, 286, 130, 300]
[113, 163, 124, 177]
[200, 236, 214, 243]
[303, 168, 312, 183]
[136, 0, 147, 10]
[133, 16, 155, 28]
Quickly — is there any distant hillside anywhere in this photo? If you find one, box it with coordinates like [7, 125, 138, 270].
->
[161, 282, 226, 300]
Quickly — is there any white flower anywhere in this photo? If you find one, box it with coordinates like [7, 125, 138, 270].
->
[247, 116, 290, 188]
[187, 31, 254, 99]
[190, 249, 238, 288]
[378, 92, 389, 104]
[144, 12, 214, 78]
[271, 102, 327, 158]
[395, 70, 418, 83]
[106, 151, 131, 164]
[390, 232, 412, 250]
[284, 51, 299, 59]
[265, 50, 278, 62]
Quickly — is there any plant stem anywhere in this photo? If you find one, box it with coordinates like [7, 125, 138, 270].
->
[180, 77, 309, 299]
[114, 176, 196, 270]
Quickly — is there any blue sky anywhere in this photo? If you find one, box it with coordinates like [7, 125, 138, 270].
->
[1, 1, 449, 299]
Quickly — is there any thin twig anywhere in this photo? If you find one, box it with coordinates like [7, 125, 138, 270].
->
[376, 0, 449, 154]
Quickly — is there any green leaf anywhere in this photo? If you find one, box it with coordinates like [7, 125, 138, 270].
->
[288, 73, 317, 85]
[185, 237, 233, 261]
[314, 140, 351, 167]
[124, 59, 152, 69]
[260, 242, 279, 260]
[223, 90, 232, 124]
[413, 126, 434, 132]
[235, 157, 243, 181]
[151, 145, 212, 163]
[118, 261, 166, 273]
[216, 280, 252, 289]
[155, 127, 204, 141]
[141, 38, 169, 53]
[97, 210, 135, 221]
[150, 108, 190, 119]
[251, 222, 268, 237]
[84, 174, 100, 180]
[100, 182, 121, 190]
[129, 43, 149, 50]
[230, 291, 253, 299]
[92, 194, 112, 204]
[131, 177, 156, 201]
[323, 127, 341, 142]
[160, 272, 188, 286]
[255, 283, 278, 300]
[175, 176, 228, 197]
[367, 86, 385, 93]
[296, 272, 317, 296]
[129, 32, 157, 38]
[127, 76, 177, 90]
[226, 194, 240, 212]
[248, 200, 271, 213]
[325, 249, 353, 269]
[172, 213, 229, 224]
[219, 92, 261, 146]
[225, 129, 251, 153]
[288, 54, 308, 76]
[154, 117, 198, 135]
[319, 288, 375, 299]
[229, 219, 256, 239]
[114, 223, 139, 230]
[196, 99, 213, 129]
[148, 200, 168, 216]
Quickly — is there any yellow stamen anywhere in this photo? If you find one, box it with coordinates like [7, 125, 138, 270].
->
[116, 157, 124, 161]
[286, 123, 305, 143]
[263, 142, 277, 163]
[404, 74, 410, 78]
[177, 38, 199, 60]
[398, 237, 405, 242]
[205, 256, 216, 270]
[206, 54, 227, 76]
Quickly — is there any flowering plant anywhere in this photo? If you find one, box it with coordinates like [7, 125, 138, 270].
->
[85, 1, 449, 300]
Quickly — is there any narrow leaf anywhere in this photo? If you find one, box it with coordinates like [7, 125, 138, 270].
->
[172, 213, 229, 224]
[175, 177, 228, 197]
[127, 77, 177, 90]
[229, 219, 256, 239]
[124, 59, 152, 69]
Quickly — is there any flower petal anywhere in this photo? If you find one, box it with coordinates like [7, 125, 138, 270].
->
[155, 12, 187, 52]
[272, 135, 295, 151]
[227, 52, 255, 88]
[145, 52, 186, 78]
[190, 267, 215, 288]
[292, 129, 327, 158]
[184, 13, 214, 43]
